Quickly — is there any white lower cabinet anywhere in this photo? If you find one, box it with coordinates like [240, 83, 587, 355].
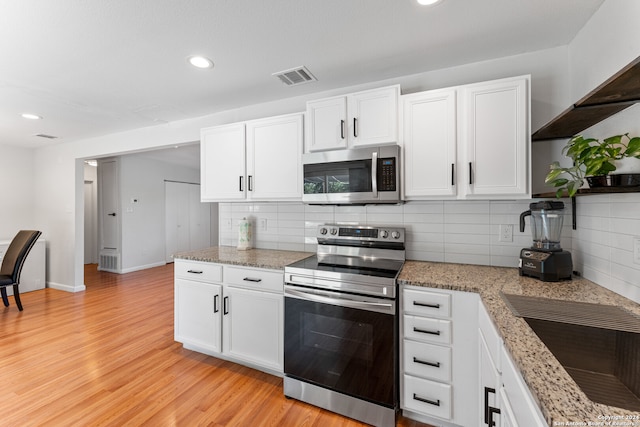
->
[174, 260, 284, 375]
[401, 286, 479, 427]
[478, 302, 547, 427]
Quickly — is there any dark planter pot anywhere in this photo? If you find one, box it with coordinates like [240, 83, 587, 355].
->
[586, 175, 610, 188]
[610, 173, 640, 187]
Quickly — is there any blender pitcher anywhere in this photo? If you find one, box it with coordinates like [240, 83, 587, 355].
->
[519, 201, 565, 251]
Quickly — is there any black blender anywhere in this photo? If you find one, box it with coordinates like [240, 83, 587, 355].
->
[519, 201, 573, 281]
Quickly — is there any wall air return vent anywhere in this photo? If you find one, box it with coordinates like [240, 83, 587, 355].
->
[273, 66, 317, 86]
[35, 134, 58, 139]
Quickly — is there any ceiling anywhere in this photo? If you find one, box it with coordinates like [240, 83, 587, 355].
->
[1, 0, 604, 151]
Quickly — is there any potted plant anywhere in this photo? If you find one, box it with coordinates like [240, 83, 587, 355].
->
[545, 133, 640, 197]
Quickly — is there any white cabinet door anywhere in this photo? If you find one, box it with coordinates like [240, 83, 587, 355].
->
[200, 123, 246, 201]
[462, 76, 530, 198]
[174, 278, 222, 354]
[402, 88, 457, 198]
[222, 285, 284, 372]
[246, 113, 303, 200]
[306, 85, 399, 152]
[349, 86, 399, 148]
[480, 331, 502, 427]
[306, 96, 348, 152]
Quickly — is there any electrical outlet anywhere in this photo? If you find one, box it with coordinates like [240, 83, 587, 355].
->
[499, 224, 513, 242]
[634, 237, 640, 265]
[260, 219, 268, 231]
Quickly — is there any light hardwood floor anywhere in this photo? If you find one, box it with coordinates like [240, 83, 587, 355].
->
[0, 263, 432, 427]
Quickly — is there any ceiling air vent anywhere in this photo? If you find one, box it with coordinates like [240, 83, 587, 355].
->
[35, 134, 58, 139]
[273, 66, 317, 86]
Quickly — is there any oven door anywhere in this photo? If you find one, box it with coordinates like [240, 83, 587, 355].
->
[284, 285, 397, 408]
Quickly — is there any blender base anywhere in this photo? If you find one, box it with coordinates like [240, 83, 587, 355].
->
[519, 248, 573, 282]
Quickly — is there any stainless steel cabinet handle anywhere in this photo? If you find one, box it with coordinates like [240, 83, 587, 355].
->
[248, 175, 253, 191]
[108, 213, 116, 216]
[223, 296, 229, 315]
[413, 357, 440, 368]
[413, 394, 440, 407]
[353, 117, 358, 137]
[214, 294, 219, 313]
[239, 176, 243, 192]
[469, 162, 473, 185]
[414, 327, 441, 336]
[451, 163, 455, 186]
[243, 277, 262, 283]
[187, 270, 203, 274]
[340, 120, 345, 139]
[413, 301, 440, 309]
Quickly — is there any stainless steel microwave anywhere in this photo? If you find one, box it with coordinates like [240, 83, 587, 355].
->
[302, 145, 401, 205]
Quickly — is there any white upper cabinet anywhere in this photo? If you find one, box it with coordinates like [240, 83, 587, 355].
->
[402, 88, 457, 199]
[201, 123, 246, 201]
[200, 113, 304, 202]
[246, 113, 303, 200]
[461, 76, 530, 198]
[402, 76, 531, 200]
[306, 85, 399, 152]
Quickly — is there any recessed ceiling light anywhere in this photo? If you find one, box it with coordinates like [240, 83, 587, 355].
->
[188, 56, 214, 69]
[417, 0, 443, 5]
[22, 113, 42, 120]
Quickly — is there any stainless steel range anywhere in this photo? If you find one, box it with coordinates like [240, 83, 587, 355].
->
[283, 224, 406, 427]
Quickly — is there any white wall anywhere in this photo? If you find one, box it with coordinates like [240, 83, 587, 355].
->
[0, 144, 36, 238]
[563, 0, 640, 302]
[118, 155, 204, 272]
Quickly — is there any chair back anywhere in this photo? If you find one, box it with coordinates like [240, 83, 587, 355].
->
[0, 230, 42, 282]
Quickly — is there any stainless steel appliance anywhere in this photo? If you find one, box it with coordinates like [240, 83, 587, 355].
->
[519, 201, 573, 281]
[283, 224, 406, 427]
[302, 145, 401, 205]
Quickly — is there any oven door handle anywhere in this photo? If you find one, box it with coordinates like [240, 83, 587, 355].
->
[285, 287, 394, 314]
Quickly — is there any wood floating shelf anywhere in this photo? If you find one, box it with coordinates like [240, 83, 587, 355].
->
[532, 55, 640, 141]
[533, 186, 640, 199]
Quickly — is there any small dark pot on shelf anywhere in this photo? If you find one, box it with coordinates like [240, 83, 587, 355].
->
[610, 173, 640, 187]
[586, 175, 610, 188]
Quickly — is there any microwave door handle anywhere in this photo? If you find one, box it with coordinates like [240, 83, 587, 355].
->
[371, 151, 378, 198]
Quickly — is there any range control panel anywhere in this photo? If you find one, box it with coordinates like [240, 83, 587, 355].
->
[317, 224, 405, 242]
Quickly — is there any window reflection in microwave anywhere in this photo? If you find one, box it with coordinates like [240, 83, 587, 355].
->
[301, 312, 373, 362]
[303, 160, 372, 194]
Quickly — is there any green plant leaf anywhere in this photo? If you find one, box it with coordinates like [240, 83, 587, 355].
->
[625, 137, 640, 157]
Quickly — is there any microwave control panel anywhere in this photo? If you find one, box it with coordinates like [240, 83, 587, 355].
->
[377, 157, 397, 191]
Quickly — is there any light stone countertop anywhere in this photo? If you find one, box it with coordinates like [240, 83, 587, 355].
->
[398, 260, 640, 425]
[173, 246, 312, 270]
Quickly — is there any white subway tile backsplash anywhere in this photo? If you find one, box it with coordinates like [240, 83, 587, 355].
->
[216, 193, 640, 303]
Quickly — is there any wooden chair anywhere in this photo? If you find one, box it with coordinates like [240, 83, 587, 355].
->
[0, 230, 42, 311]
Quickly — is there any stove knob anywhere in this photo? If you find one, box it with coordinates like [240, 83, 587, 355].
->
[380, 230, 389, 238]
[391, 231, 401, 239]
[330, 228, 338, 235]
[319, 227, 328, 235]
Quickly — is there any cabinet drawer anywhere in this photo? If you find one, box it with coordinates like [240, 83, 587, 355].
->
[403, 374, 452, 420]
[403, 288, 451, 318]
[404, 315, 452, 345]
[174, 260, 222, 283]
[224, 266, 283, 293]
[404, 340, 451, 382]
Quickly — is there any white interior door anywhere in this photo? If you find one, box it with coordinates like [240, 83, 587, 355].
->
[165, 181, 210, 262]
[99, 159, 119, 250]
[84, 180, 98, 264]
